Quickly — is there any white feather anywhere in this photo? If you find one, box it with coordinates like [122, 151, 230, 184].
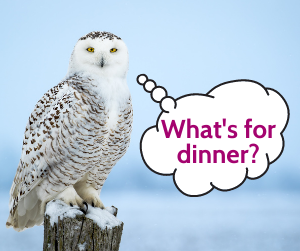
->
[24, 189, 38, 211]
[17, 199, 26, 216]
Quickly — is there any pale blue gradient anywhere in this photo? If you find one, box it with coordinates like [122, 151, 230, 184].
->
[0, 1, 300, 250]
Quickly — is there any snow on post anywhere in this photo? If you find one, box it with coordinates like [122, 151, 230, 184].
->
[43, 200, 123, 251]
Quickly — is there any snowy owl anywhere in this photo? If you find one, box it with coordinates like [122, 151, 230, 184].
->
[6, 31, 133, 232]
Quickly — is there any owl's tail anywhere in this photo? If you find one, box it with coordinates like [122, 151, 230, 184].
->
[6, 189, 44, 232]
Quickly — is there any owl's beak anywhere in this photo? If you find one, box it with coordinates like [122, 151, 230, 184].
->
[100, 57, 105, 68]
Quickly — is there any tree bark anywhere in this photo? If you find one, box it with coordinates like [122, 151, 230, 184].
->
[43, 206, 123, 251]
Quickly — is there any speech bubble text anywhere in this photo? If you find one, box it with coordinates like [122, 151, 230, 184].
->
[161, 118, 275, 164]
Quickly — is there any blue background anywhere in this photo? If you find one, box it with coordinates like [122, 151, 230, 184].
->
[0, 1, 299, 250]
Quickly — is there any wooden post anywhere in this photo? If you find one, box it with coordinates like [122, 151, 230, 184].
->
[43, 201, 123, 251]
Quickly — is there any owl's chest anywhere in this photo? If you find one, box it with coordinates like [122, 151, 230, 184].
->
[72, 93, 132, 151]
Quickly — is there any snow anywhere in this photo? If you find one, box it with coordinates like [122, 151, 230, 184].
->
[105, 206, 117, 216]
[45, 200, 122, 229]
[86, 206, 122, 229]
[78, 242, 86, 251]
[45, 200, 84, 226]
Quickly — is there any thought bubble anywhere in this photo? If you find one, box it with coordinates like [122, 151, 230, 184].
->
[137, 74, 290, 196]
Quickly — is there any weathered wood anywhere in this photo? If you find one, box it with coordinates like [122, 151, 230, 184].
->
[43, 205, 123, 251]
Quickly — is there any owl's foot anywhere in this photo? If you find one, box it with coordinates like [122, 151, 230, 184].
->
[55, 186, 88, 214]
[74, 186, 105, 209]
[85, 195, 104, 209]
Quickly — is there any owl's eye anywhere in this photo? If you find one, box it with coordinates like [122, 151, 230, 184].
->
[87, 47, 94, 52]
[110, 48, 117, 53]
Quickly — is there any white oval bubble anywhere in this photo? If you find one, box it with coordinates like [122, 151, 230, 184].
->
[137, 75, 147, 85]
[152, 87, 166, 102]
[161, 97, 176, 112]
[144, 80, 156, 92]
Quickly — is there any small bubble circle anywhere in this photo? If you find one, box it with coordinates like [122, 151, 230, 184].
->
[144, 80, 156, 92]
[137, 74, 147, 85]
[152, 87, 167, 102]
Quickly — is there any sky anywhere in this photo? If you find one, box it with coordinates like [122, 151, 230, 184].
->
[0, 0, 300, 201]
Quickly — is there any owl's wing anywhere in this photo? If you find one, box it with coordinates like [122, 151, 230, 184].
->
[24, 81, 69, 137]
[9, 82, 74, 214]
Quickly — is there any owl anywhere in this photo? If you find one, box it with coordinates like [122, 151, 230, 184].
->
[6, 31, 133, 232]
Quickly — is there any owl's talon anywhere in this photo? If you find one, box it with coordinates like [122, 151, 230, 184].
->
[92, 202, 95, 207]
[70, 203, 73, 207]
[83, 201, 88, 214]
[75, 201, 88, 214]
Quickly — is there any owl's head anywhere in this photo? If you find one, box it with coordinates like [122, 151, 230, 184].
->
[67, 31, 129, 78]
